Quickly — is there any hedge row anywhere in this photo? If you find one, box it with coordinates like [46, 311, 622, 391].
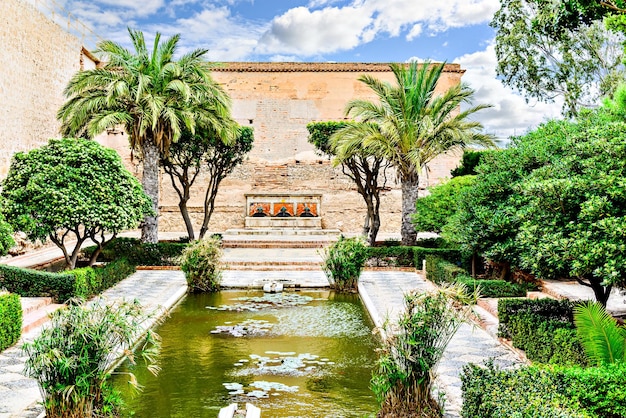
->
[461, 361, 626, 417]
[497, 298, 586, 366]
[367, 246, 463, 268]
[0, 292, 22, 351]
[425, 256, 528, 299]
[0, 265, 76, 302]
[0, 258, 136, 303]
[94, 237, 186, 266]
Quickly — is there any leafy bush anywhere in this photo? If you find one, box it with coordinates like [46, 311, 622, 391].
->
[0, 292, 21, 351]
[372, 285, 474, 416]
[456, 277, 528, 298]
[574, 301, 626, 366]
[461, 361, 626, 418]
[93, 237, 186, 266]
[425, 255, 468, 285]
[180, 238, 223, 292]
[321, 236, 368, 292]
[94, 258, 136, 291]
[367, 246, 462, 268]
[69, 267, 100, 299]
[0, 265, 75, 303]
[23, 301, 160, 418]
[0, 213, 14, 257]
[498, 298, 575, 338]
[461, 362, 593, 418]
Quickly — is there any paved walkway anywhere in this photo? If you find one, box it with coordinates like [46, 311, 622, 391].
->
[0, 270, 187, 418]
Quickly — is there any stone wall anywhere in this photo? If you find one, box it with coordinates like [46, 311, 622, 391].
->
[153, 62, 464, 235]
[0, 0, 92, 177]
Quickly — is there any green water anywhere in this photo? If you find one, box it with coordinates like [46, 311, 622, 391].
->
[111, 290, 380, 418]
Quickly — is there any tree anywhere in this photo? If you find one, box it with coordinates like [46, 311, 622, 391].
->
[57, 28, 236, 243]
[491, 0, 625, 116]
[412, 175, 475, 234]
[161, 125, 253, 240]
[1, 138, 152, 270]
[333, 61, 493, 246]
[0, 213, 14, 256]
[515, 112, 626, 305]
[307, 121, 389, 245]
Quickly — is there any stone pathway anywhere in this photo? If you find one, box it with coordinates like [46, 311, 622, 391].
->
[358, 270, 523, 418]
[0, 269, 187, 418]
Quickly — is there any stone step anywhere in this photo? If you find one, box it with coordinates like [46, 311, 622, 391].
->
[20, 297, 53, 315]
[223, 228, 341, 236]
[22, 303, 64, 334]
[225, 264, 322, 271]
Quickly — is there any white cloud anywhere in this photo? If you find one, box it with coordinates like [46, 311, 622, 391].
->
[454, 44, 562, 141]
[406, 24, 422, 41]
[93, 0, 165, 17]
[257, 6, 372, 55]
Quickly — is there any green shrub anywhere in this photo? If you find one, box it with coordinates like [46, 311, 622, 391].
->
[0, 292, 21, 351]
[498, 298, 575, 338]
[23, 301, 160, 418]
[0, 265, 75, 303]
[322, 236, 368, 292]
[95, 258, 136, 291]
[366, 245, 463, 268]
[425, 255, 467, 285]
[461, 362, 593, 418]
[461, 362, 626, 418]
[457, 277, 528, 298]
[89, 237, 186, 266]
[69, 267, 99, 299]
[180, 238, 223, 292]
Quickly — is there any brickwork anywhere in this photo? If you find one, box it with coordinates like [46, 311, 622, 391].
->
[0, 0, 90, 177]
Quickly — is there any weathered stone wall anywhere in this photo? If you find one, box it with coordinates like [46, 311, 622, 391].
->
[0, 0, 89, 177]
[154, 62, 464, 235]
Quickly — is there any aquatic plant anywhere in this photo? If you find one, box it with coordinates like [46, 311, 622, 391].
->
[321, 236, 368, 292]
[180, 237, 223, 292]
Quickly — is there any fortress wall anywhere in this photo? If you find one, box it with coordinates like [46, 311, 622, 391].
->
[0, 0, 84, 177]
[156, 63, 464, 235]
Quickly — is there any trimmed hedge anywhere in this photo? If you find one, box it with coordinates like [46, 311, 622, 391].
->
[0, 265, 75, 303]
[366, 245, 463, 268]
[425, 256, 528, 298]
[497, 298, 586, 366]
[498, 298, 575, 338]
[93, 237, 186, 266]
[0, 292, 22, 351]
[461, 362, 626, 418]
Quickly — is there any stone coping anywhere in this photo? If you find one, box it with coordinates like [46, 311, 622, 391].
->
[213, 62, 464, 73]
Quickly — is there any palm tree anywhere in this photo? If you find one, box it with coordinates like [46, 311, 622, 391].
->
[333, 61, 494, 245]
[58, 28, 235, 243]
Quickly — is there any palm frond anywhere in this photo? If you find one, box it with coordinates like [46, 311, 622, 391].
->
[574, 301, 626, 365]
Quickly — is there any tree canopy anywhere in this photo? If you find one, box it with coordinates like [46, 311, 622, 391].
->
[307, 121, 388, 245]
[491, 0, 625, 116]
[57, 28, 236, 243]
[333, 61, 493, 245]
[1, 138, 152, 269]
[162, 125, 254, 240]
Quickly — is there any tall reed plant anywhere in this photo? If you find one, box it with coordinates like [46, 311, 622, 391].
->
[321, 236, 368, 292]
[23, 301, 161, 418]
[371, 284, 475, 417]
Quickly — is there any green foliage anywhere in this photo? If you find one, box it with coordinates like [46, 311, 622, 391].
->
[69, 267, 100, 299]
[23, 301, 161, 418]
[574, 301, 626, 365]
[0, 265, 75, 303]
[333, 61, 493, 245]
[491, 0, 625, 116]
[93, 237, 186, 266]
[451, 150, 486, 177]
[162, 125, 254, 240]
[0, 292, 22, 352]
[180, 238, 223, 292]
[1, 138, 152, 269]
[57, 28, 236, 243]
[562, 362, 626, 418]
[321, 237, 368, 292]
[412, 175, 475, 233]
[461, 362, 595, 418]
[0, 213, 14, 256]
[372, 285, 474, 416]
[94, 258, 136, 291]
[497, 298, 575, 337]
[306, 121, 350, 156]
[425, 255, 467, 285]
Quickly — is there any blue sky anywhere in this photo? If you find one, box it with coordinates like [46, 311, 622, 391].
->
[34, 0, 564, 141]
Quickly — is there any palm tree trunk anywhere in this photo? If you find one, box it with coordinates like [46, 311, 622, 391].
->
[401, 176, 420, 246]
[141, 139, 160, 244]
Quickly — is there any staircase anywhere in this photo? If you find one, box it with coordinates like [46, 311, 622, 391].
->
[21, 297, 64, 334]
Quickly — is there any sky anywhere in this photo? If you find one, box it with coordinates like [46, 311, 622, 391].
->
[34, 0, 565, 142]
